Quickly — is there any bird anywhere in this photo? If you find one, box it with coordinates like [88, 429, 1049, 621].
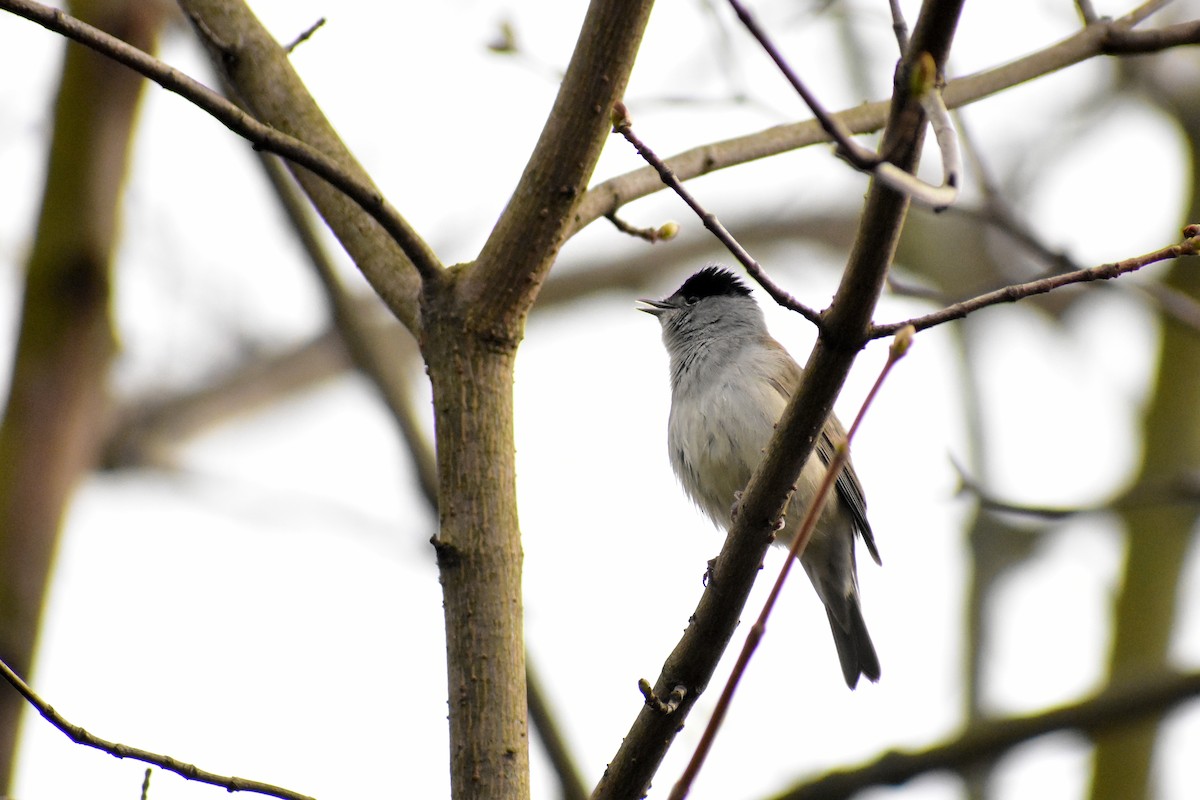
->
[640, 266, 881, 688]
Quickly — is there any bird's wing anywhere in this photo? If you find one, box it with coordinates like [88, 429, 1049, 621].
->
[768, 344, 882, 566]
[815, 416, 881, 566]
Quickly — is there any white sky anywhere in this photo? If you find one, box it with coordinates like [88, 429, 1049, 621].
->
[1, 1, 1199, 799]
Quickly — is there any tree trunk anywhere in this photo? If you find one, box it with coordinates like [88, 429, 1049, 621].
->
[0, 0, 161, 789]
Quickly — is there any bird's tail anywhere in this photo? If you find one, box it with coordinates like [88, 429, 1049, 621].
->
[826, 596, 880, 690]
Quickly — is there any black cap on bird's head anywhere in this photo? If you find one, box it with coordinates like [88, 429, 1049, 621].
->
[674, 266, 752, 301]
[639, 266, 752, 316]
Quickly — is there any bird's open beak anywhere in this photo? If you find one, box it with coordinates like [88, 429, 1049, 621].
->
[637, 298, 674, 316]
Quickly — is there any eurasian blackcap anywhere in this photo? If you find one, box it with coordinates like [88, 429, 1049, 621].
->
[640, 266, 881, 689]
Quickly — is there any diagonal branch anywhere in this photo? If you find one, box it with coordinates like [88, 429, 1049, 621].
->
[466, 0, 656, 338]
[870, 227, 1200, 337]
[771, 670, 1200, 800]
[175, 0, 444, 335]
[0, 657, 314, 800]
[252, 153, 441, 504]
[0, 0, 442, 321]
[726, 0, 880, 169]
[609, 101, 823, 326]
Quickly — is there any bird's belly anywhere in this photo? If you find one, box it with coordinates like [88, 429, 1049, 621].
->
[668, 382, 777, 527]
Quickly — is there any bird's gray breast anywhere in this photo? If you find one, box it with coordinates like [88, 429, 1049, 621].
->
[666, 351, 788, 528]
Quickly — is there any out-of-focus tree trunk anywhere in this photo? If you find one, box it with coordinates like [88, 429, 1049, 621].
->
[1090, 233, 1200, 800]
[0, 1, 162, 789]
[1090, 69, 1200, 800]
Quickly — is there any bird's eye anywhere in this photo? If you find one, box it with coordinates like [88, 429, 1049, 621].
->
[684, 295, 699, 305]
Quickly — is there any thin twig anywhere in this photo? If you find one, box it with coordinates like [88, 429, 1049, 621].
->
[667, 327, 915, 800]
[605, 212, 679, 244]
[873, 53, 960, 208]
[0, 0, 442, 283]
[284, 17, 325, 54]
[610, 102, 823, 327]
[870, 227, 1200, 337]
[889, 0, 911, 53]
[0, 657, 315, 800]
[1103, 18, 1200, 52]
[956, 458, 1200, 520]
[886, 271, 947, 302]
[573, 1, 1200, 237]
[253, 152, 440, 506]
[728, 0, 959, 208]
[727, 0, 879, 169]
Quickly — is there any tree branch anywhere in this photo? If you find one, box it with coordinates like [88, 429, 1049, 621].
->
[175, 0, 449, 334]
[609, 101, 823, 326]
[0, 657, 314, 800]
[466, 0, 656, 339]
[870, 227, 1200, 337]
[420, 3, 657, 797]
[571, 1, 1199, 236]
[1102, 19, 1200, 52]
[0, 0, 442, 325]
[251, 152, 440, 506]
[727, 0, 881, 170]
[771, 671, 1200, 800]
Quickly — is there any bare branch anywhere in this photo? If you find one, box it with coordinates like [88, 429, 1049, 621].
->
[1139, 280, 1200, 333]
[727, 0, 880, 169]
[573, 2, 1200, 236]
[605, 212, 679, 243]
[0, 657, 315, 800]
[728, 0, 955, 208]
[0, 0, 441, 291]
[610, 102, 824, 327]
[0, 0, 442, 331]
[889, 0, 911, 52]
[773, 671, 1200, 800]
[465, 0, 655, 337]
[283, 17, 325, 54]
[956, 457, 1200, 520]
[1103, 18, 1200, 52]
[870, 227, 1200, 337]
[953, 458, 1093, 520]
[252, 153, 440, 506]
[874, 54, 961, 208]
